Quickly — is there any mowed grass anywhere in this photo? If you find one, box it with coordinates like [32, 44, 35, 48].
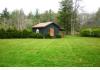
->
[0, 36, 100, 67]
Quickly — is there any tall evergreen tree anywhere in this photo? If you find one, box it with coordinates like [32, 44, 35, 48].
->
[0, 8, 10, 29]
[58, 0, 73, 34]
[1, 8, 10, 20]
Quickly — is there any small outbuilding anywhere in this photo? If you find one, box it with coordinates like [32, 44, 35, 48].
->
[32, 22, 64, 38]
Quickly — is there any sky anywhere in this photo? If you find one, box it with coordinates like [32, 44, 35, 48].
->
[0, 0, 100, 14]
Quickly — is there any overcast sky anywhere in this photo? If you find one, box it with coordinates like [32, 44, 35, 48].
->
[0, 0, 100, 14]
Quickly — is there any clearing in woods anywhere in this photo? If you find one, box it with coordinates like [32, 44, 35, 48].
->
[0, 36, 100, 67]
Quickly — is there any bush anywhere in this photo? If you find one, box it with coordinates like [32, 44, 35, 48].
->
[45, 34, 51, 38]
[33, 33, 43, 39]
[93, 29, 100, 37]
[0, 28, 62, 39]
[56, 34, 62, 38]
[80, 28, 100, 37]
[80, 29, 92, 37]
[0, 29, 44, 39]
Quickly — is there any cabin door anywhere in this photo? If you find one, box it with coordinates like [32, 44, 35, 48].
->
[49, 28, 54, 37]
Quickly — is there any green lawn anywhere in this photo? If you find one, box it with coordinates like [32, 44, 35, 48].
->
[0, 36, 100, 67]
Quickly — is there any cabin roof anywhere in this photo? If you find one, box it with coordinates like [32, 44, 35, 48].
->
[32, 22, 65, 31]
[32, 22, 59, 28]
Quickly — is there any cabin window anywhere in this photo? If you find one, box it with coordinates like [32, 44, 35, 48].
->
[36, 29, 39, 33]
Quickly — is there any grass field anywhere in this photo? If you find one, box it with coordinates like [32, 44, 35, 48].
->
[0, 36, 100, 67]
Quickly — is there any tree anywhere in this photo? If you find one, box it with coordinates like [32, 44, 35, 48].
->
[94, 8, 100, 27]
[0, 8, 10, 29]
[11, 9, 27, 30]
[83, 8, 100, 28]
[48, 9, 56, 21]
[71, 0, 81, 34]
[1, 8, 10, 20]
[27, 12, 33, 19]
[19, 9, 26, 30]
[33, 9, 40, 24]
[27, 12, 34, 29]
[58, 0, 73, 34]
[41, 10, 49, 22]
[58, 0, 81, 35]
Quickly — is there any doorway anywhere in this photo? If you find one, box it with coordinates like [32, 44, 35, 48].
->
[49, 28, 54, 37]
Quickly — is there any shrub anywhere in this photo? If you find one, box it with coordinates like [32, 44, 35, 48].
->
[33, 33, 43, 39]
[56, 34, 62, 38]
[0, 29, 36, 39]
[45, 34, 51, 38]
[92, 29, 100, 37]
[0, 28, 62, 38]
[80, 29, 92, 37]
[0, 29, 6, 39]
[80, 28, 100, 37]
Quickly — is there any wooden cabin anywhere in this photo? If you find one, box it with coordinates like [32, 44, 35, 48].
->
[32, 22, 64, 38]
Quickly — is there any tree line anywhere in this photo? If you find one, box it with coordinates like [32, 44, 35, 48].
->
[0, 0, 99, 36]
[81, 8, 100, 28]
[0, 0, 81, 35]
[0, 8, 57, 31]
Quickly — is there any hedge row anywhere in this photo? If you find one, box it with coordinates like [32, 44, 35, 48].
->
[0, 29, 61, 39]
[80, 28, 100, 37]
[0, 29, 43, 39]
